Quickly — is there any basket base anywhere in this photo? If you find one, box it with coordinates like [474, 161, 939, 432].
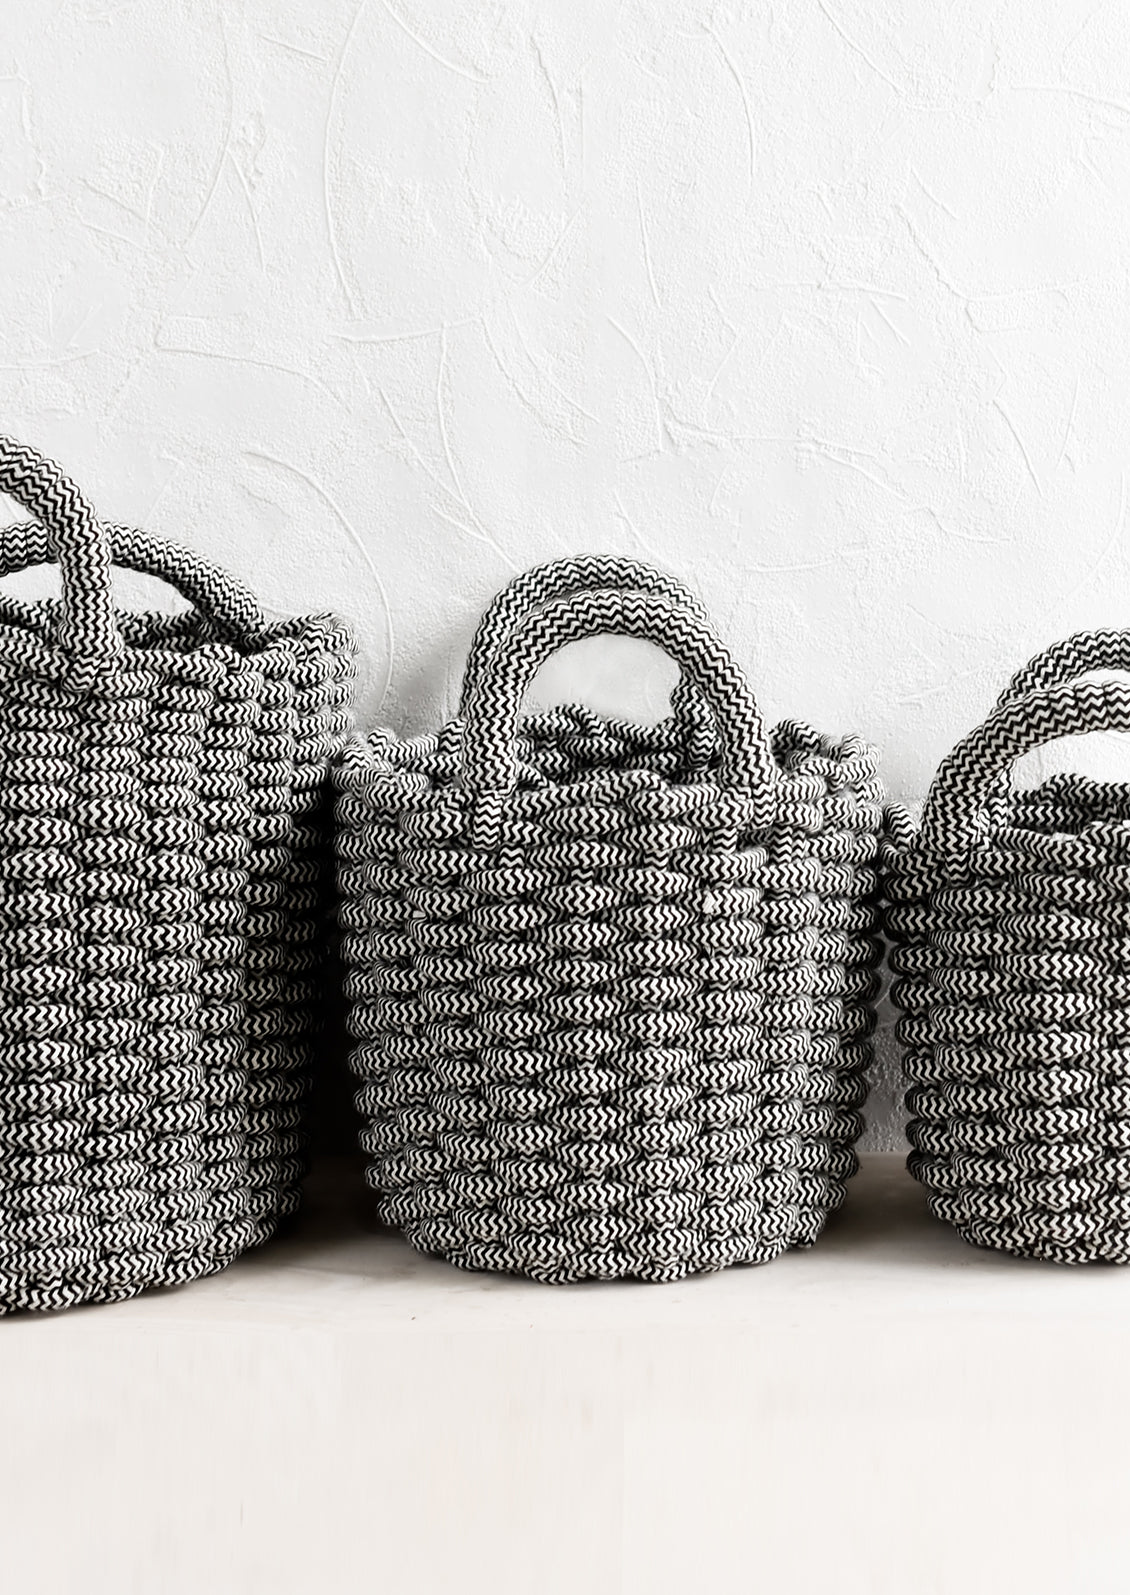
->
[921, 1189, 1130, 1265]
[0, 1201, 301, 1315]
[377, 1190, 853, 1284]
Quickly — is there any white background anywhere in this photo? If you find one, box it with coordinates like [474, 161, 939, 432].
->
[4, 0, 1130, 1145]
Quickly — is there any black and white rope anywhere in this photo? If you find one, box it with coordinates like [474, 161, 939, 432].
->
[458, 555, 716, 771]
[888, 651, 1130, 1263]
[0, 435, 356, 1313]
[337, 558, 890, 1283]
[996, 628, 1130, 707]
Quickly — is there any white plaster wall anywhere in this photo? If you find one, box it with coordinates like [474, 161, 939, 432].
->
[3, 0, 1129, 1146]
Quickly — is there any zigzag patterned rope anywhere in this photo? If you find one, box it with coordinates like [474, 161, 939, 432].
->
[0, 437, 357, 1313]
[460, 555, 719, 778]
[919, 676, 1130, 854]
[0, 435, 120, 679]
[0, 521, 270, 647]
[996, 629, 1130, 708]
[462, 587, 776, 808]
[889, 652, 1130, 1264]
[337, 561, 893, 1283]
[459, 555, 713, 714]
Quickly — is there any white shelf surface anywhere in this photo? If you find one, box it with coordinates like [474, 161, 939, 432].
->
[4, 1153, 1130, 1595]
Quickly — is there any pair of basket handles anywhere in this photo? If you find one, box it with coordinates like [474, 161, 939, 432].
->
[462, 557, 1130, 833]
[3, 434, 1129, 834]
[0, 435, 272, 688]
[0, 437, 779, 808]
[922, 637, 1130, 853]
[457, 556, 781, 812]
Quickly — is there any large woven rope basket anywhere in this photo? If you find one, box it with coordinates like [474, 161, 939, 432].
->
[337, 557, 891, 1283]
[0, 437, 355, 1312]
[887, 632, 1130, 1263]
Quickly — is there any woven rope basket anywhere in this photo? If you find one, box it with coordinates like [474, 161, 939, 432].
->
[888, 632, 1130, 1263]
[0, 437, 355, 1312]
[337, 557, 891, 1282]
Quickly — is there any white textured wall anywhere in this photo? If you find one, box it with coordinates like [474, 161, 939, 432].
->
[4, 0, 1130, 1145]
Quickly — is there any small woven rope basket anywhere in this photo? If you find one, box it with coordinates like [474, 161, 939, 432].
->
[0, 437, 355, 1312]
[337, 558, 890, 1282]
[888, 632, 1130, 1263]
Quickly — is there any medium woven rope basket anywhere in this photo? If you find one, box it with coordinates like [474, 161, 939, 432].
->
[0, 437, 355, 1313]
[887, 633, 1130, 1263]
[337, 557, 891, 1282]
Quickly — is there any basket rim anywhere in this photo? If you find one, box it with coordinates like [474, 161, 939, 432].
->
[888, 771, 1130, 868]
[336, 708, 880, 797]
[0, 595, 354, 686]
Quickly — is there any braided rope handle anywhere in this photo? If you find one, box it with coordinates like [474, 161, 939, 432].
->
[920, 677, 1130, 854]
[996, 629, 1130, 708]
[462, 587, 776, 814]
[459, 556, 711, 712]
[0, 435, 119, 673]
[460, 556, 719, 773]
[0, 437, 271, 667]
[0, 521, 270, 648]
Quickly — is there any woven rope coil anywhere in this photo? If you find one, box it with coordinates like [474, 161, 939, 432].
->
[887, 633, 1130, 1262]
[0, 437, 355, 1312]
[337, 557, 891, 1282]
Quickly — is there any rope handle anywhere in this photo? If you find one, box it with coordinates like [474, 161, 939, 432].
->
[460, 556, 719, 774]
[0, 437, 271, 668]
[995, 629, 1130, 707]
[920, 677, 1130, 853]
[461, 586, 777, 813]
[0, 434, 120, 674]
[459, 556, 712, 712]
[0, 521, 271, 649]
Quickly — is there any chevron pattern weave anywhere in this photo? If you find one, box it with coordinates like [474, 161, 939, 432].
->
[0, 437, 355, 1313]
[888, 647, 1130, 1263]
[337, 558, 890, 1283]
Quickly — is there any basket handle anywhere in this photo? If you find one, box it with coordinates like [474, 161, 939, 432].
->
[0, 435, 122, 676]
[461, 586, 776, 814]
[459, 556, 712, 713]
[995, 629, 1130, 708]
[0, 520, 271, 649]
[461, 556, 720, 775]
[920, 677, 1130, 854]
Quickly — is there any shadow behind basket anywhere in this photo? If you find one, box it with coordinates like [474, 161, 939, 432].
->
[888, 632, 1130, 1263]
[337, 558, 890, 1282]
[0, 438, 355, 1313]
